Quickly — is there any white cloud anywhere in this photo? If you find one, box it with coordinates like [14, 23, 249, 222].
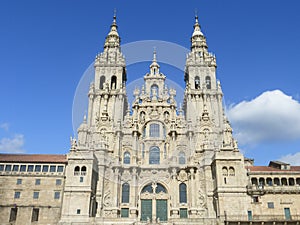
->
[279, 152, 300, 165]
[0, 123, 9, 131]
[0, 134, 25, 153]
[227, 90, 300, 146]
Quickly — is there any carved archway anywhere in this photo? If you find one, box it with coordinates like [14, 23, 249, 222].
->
[140, 183, 168, 222]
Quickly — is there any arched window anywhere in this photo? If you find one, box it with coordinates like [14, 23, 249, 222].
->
[179, 183, 187, 203]
[205, 76, 211, 89]
[122, 183, 130, 203]
[251, 178, 258, 186]
[150, 123, 160, 137]
[140, 111, 145, 121]
[141, 184, 153, 193]
[266, 178, 273, 186]
[111, 76, 117, 89]
[274, 178, 280, 185]
[151, 84, 159, 98]
[123, 151, 130, 164]
[259, 178, 265, 186]
[289, 178, 295, 186]
[229, 167, 235, 176]
[81, 166, 87, 176]
[149, 146, 160, 164]
[156, 183, 167, 193]
[281, 178, 287, 186]
[100, 76, 105, 89]
[178, 152, 186, 165]
[164, 111, 170, 120]
[222, 167, 228, 176]
[195, 76, 200, 89]
[74, 166, 80, 176]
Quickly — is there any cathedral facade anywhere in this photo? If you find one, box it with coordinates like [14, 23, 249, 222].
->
[1, 15, 300, 225]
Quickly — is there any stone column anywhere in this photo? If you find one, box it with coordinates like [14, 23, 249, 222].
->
[152, 183, 157, 222]
[130, 168, 138, 219]
[171, 168, 179, 218]
[96, 170, 105, 217]
[88, 93, 94, 127]
[172, 168, 178, 207]
[112, 168, 119, 207]
[190, 168, 195, 207]
[133, 132, 137, 164]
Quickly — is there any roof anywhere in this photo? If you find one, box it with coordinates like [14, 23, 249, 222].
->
[269, 160, 290, 165]
[0, 154, 67, 164]
[246, 166, 300, 172]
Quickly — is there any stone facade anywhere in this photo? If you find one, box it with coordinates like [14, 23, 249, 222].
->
[0, 155, 66, 225]
[1, 15, 300, 225]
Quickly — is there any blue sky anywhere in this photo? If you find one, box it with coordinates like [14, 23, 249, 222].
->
[0, 0, 300, 166]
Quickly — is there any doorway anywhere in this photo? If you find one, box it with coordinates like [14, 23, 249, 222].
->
[140, 183, 168, 222]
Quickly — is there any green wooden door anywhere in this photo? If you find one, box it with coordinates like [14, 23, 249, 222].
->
[156, 199, 167, 221]
[141, 199, 152, 221]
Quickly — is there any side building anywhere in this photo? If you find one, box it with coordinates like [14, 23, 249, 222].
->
[0, 154, 67, 225]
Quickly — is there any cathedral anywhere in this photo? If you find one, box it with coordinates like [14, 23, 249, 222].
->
[0, 15, 300, 225]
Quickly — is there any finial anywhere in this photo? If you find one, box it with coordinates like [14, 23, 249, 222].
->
[179, 103, 183, 116]
[195, 8, 198, 23]
[126, 103, 131, 116]
[111, 9, 117, 26]
[149, 47, 160, 73]
[104, 9, 120, 49]
[153, 47, 157, 62]
[113, 8, 117, 20]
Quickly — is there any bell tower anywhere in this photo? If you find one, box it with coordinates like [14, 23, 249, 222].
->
[184, 15, 223, 128]
[87, 14, 127, 128]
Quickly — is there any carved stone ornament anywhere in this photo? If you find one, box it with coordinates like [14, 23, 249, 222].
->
[138, 169, 170, 186]
[103, 190, 112, 207]
[149, 107, 160, 119]
[95, 113, 111, 129]
[198, 189, 207, 209]
[121, 169, 131, 182]
[177, 170, 188, 182]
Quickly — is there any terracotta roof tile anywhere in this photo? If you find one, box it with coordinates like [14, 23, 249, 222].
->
[0, 154, 67, 164]
[291, 166, 300, 171]
[246, 166, 300, 172]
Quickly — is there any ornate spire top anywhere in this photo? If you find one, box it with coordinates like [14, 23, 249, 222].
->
[113, 8, 117, 21]
[194, 8, 199, 25]
[150, 48, 160, 75]
[104, 11, 120, 50]
[153, 47, 157, 62]
[192, 15, 203, 37]
[191, 14, 207, 51]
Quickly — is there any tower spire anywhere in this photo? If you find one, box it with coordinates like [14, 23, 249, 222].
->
[104, 11, 120, 50]
[195, 8, 198, 23]
[191, 14, 207, 52]
[150, 48, 160, 75]
[153, 47, 157, 62]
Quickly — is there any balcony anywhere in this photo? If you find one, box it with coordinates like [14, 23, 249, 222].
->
[247, 184, 300, 195]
